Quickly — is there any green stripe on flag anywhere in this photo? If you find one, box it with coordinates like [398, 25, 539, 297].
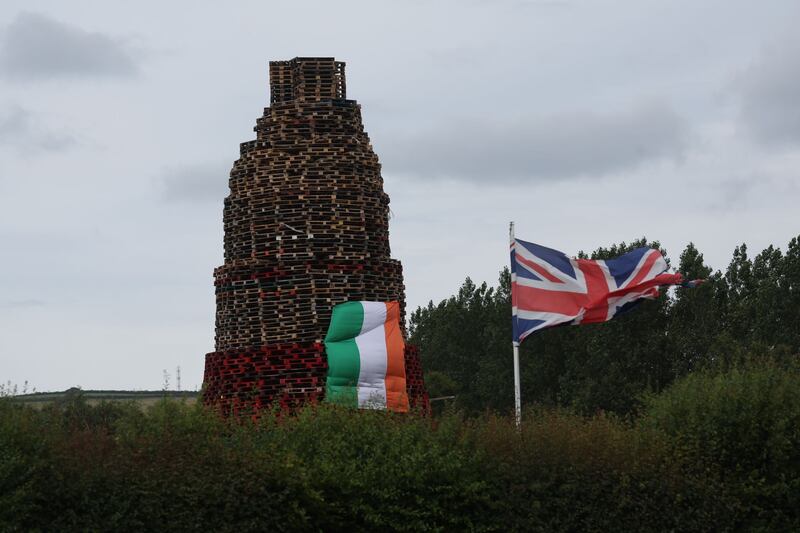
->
[325, 301, 365, 342]
[325, 302, 365, 407]
[325, 339, 360, 407]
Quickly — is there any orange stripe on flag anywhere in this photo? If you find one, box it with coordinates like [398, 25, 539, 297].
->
[383, 302, 409, 412]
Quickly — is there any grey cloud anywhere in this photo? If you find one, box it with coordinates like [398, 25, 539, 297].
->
[161, 162, 231, 203]
[0, 299, 45, 309]
[0, 12, 139, 81]
[737, 35, 800, 146]
[466, 0, 570, 6]
[380, 101, 688, 183]
[0, 105, 75, 153]
[708, 176, 758, 212]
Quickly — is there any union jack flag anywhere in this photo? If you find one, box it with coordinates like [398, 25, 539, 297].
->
[511, 238, 685, 344]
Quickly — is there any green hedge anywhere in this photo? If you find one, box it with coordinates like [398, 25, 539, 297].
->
[2, 364, 799, 532]
[0, 398, 321, 532]
[641, 360, 800, 531]
[476, 408, 730, 532]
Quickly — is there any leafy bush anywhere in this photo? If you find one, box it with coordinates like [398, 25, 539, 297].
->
[252, 405, 496, 531]
[0, 397, 496, 532]
[476, 407, 730, 532]
[3, 378, 799, 531]
[0, 398, 321, 532]
[642, 360, 800, 530]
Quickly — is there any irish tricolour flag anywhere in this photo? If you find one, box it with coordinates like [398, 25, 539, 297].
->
[324, 301, 409, 412]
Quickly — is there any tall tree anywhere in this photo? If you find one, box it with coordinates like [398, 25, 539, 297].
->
[410, 236, 800, 417]
[782, 236, 800, 350]
[409, 276, 513, 413]
[668, 243, 722, 375]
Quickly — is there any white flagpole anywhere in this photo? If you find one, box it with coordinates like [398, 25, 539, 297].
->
[510, 222, 522, 428]
[513, 343, 521, 428]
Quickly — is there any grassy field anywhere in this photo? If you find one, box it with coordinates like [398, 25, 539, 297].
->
[12, 388, 199, 407]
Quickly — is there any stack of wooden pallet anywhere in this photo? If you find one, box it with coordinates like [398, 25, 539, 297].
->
[403, 345, 430, 412]
[203, 343, 429, 417]
[204, 343, 327, 418]
[203, 57, 428, 415]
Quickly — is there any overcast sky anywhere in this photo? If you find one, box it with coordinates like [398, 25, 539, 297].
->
[1, 1, 799, 392]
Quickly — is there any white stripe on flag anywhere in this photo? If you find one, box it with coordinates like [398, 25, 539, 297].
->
[359, 301, 388, 334]
[356, 302, 388, 409]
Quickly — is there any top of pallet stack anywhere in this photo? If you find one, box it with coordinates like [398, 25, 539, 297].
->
[269, 57, 347, 104]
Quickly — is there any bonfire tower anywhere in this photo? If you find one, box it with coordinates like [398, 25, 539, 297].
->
[203, 57, 428, 415]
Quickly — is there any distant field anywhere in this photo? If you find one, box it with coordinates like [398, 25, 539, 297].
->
[13, 389, 199, 407]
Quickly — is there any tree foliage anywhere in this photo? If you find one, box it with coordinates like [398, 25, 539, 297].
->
[642, 360, 800, 530]
[0, 395, 735, 532]
[7, 374, 800, 532]
[410, 235, 800, 416]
